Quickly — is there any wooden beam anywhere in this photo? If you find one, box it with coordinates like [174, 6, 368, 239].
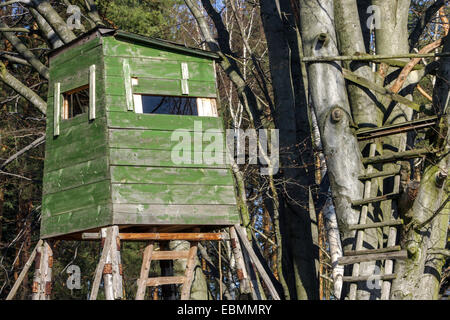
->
[342, 274, 397, 282]
[356, 116, 438, 141]
[180, 242, 198, 300]
[302, 51, 450, 62]
[147, 276, 186, 287]
[234, 224, 281, 300]
[348, 220, 404, 231]
[344, 245, 402, 257]
[352, 192, 399, 206]
[119, 232, 224, 241]
[151, 250, 190, 260]
[6, 239, 43, 300]
[338, 250, 408, 265]
[342, 68, 424, 113]
[358, 167, 401, 180]
[362, 148, 432, 165]
[89, 227, 113, 300]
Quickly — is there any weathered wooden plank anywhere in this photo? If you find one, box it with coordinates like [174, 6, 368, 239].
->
[151, 250, 190, 260]
[348, 219, 404, 231]
[102, 37, 208, 63]
[187, 81, 217, 98]
[133, 77, 181, 96]
[356, 115, 439, 141]
[358, 167, 401, 180]
[43, 156, 109, 194]
[6, 239, 43, 300]
[89, 64, 96, 120]
[45, 142, 108, 172]
[45, 116, 106, 153]
[136, 243, 154, 300]
[40, 202, 112, 238]
[106, 111, 223, 132]
[122, 59, 134, 111]
[109, 148, 228, 168]
[181, 243, 198, 300]
[342, 274, 397, 282]
[337, 250, 408, 265]
[42, 180, 111, 216]
[112, 203, 239, 225]
[147, 276, 186, 286]
[343, 245, 402, 257]
[111, 183, 236, 205]
[109, 128, 225, 151]
[351, 192, 400, 206]
[120, 233, 224, 241]
[50, 38, 101, 67]
[362, 148, 432, 165]
[110, 166, 233, 186]
[53, 82, 60, 136]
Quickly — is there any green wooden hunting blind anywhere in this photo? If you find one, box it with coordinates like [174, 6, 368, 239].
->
[41, 27, 240, 239]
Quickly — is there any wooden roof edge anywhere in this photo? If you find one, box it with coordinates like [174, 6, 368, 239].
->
[48, 26, 219, 61]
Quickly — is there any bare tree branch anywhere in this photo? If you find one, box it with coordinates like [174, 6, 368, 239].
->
[0, 62, 47, 114]
[0, 22, 49, 79]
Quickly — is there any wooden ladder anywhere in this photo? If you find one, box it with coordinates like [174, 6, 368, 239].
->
[338, 116, 438, 300]
[135, 241, 198, 300]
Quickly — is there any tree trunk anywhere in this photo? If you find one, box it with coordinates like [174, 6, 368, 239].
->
[391, 33, 450, 300]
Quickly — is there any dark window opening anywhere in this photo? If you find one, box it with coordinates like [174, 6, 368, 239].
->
[63, 85, 89, 119]
[140, 95, 198, 115]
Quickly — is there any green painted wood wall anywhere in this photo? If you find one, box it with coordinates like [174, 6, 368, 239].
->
[41, 35, 239, 238]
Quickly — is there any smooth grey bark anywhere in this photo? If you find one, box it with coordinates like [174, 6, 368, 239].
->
[297, 0, 365, 295]
[0, 62, 47, 114]
[391, 34, 450, 300]
[333, 0, 384, 300]
[169, 240, 208, 300]
[31, 0, 76, 43]
[260, 0, 318, 300]
[0, 22, 49, 79]
[29, 7, 64, 49]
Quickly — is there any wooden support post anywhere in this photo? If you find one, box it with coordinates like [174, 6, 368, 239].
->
[233, 224, 281, 300]
[32, 241, 52, 300]
[136, 242, 154, 300]
[180, 242, 198, 300]
[102, 226, 123, 300]
[6, 239, 42, 300]
[229, 226, 252, 298]
[90, 227, 113, 300]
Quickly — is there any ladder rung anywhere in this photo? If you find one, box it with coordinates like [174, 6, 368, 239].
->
[338, 250, 408, 265]
[344, 245, 401, 257]
[151, 251, 190, 260]
[342, 274, 397, 282]
[146, 276, 186, 286]
[362, 148, 431, 165]
[356, 115, 438, 141]
[348, 219, 404, 230]
[352, 192, 399, 206]
[358, 167, 401, 180]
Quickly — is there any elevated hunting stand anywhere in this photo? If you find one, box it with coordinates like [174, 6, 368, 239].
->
[7, 27, 281, 300]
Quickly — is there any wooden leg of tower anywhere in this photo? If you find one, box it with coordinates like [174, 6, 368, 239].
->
[102, 226, 123, 300]
[31, 241, 53, 300]
[229, 226, 252, 298]
[136, 242, 154, 300]
[180, 241, 198, 300]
